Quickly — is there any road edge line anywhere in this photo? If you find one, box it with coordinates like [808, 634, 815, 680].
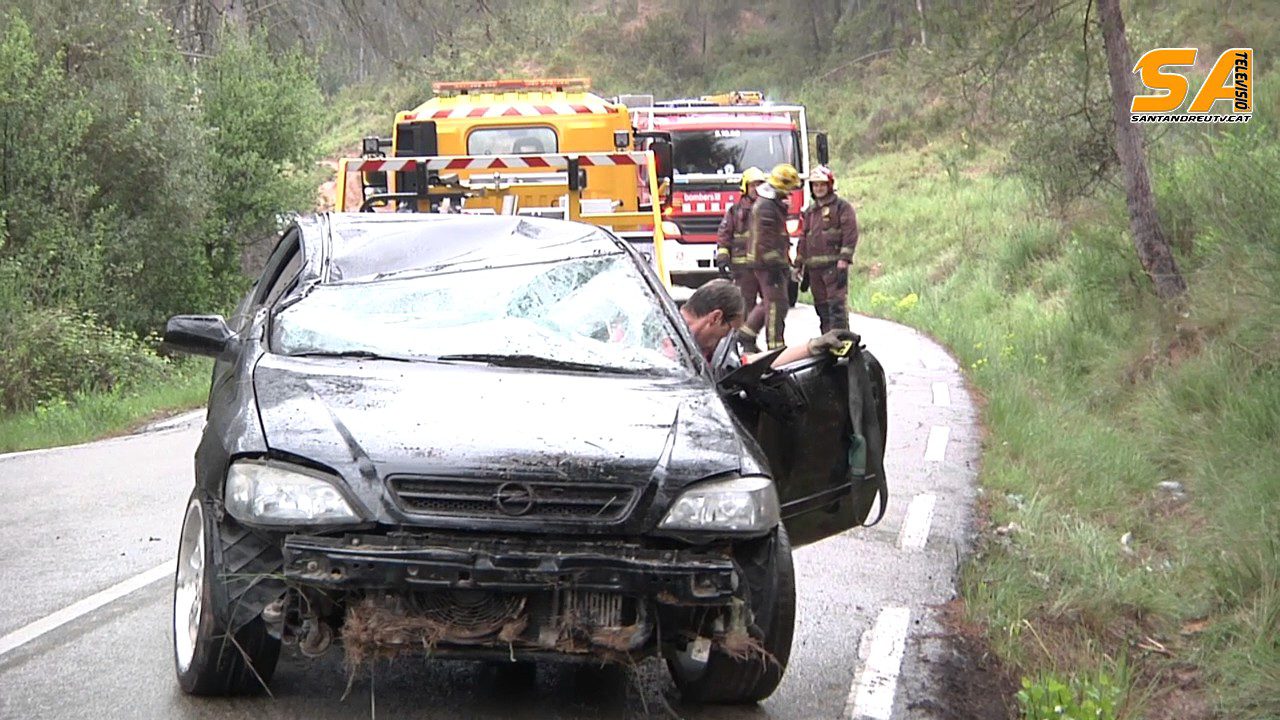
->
[0, 562, 172, 658]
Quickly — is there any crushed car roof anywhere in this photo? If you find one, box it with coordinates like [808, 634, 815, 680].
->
[314, 213, 623, 283]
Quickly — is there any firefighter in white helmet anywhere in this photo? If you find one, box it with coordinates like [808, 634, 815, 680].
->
[797, 165, 858, 332]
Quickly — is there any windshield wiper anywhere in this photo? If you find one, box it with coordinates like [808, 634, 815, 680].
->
[290, 350, 414, 362]
[436, 353, 616, 373]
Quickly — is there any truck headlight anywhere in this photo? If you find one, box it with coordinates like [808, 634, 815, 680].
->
[225, 460, 360, 525]
[659, 475, 780, 533]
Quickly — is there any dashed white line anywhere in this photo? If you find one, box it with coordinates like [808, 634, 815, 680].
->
[931, 381, 951, 406]
[924, 425, 950, 462]
[846, 606, 912, 720]
[897, 493, 938, 550]
[0, 562, 171, 658]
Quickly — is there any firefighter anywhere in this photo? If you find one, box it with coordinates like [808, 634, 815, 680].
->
[746, 163, 801, 350]
[715, 166, 767, 352]
[798, 165, 857, 332]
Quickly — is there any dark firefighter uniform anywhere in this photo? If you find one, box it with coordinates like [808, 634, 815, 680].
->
[799, 189, 858, 332]
[716, 193, 760, 348]
[746, 167, 798, 350]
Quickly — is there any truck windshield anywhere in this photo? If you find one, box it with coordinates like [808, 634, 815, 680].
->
[670, 129, 797, 175]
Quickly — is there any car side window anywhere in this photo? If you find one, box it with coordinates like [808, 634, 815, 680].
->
[261, 250, 302, 309]
[229, 287, 257, 335]
[254, 230, 303, 309]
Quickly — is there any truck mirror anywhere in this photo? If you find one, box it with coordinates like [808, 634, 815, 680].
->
[568, 157, 586, 191]
[816, 132, 830, 165]
[650, 140, 674, 183]
[394, 121, 438, 197]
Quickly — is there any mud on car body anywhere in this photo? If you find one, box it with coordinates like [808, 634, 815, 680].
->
[164, 213, 888, 704]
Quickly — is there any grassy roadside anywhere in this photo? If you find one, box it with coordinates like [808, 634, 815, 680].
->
[0, 359, 211, 454]
[837, 132, 1278, 718]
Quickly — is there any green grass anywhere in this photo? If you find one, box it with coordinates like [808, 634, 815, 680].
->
[317, 82, 425, 159]
[839, 131, 1279, 718]
[0, 359, 211, 454]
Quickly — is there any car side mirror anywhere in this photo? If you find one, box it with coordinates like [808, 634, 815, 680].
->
[816, 132, 830, 165]
[163, 315, 235, 358]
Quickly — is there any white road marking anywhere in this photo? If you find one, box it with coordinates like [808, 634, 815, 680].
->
[897, 493, 938, 550]
[931, 381, 951, 406]
[924, 425, 950, 463]
[140, 408, 205, 432]
[0, 562, 171, 658]
[846, 606, 912, 720]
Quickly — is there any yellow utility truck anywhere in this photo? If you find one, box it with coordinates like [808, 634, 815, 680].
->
[335, 78, 676, 286]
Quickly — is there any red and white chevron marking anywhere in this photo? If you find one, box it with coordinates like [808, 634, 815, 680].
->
[345, 153, 646, 173]
[405, 102, 613, 121]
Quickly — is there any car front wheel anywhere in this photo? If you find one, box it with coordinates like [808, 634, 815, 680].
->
[667, 526, 796, 704]
[173, 490, 280, 695]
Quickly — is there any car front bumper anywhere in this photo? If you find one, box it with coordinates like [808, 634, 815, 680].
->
[282, 532, 740, 605]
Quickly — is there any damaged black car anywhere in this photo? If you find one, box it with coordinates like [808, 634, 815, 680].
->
[164, 213, 888, 704]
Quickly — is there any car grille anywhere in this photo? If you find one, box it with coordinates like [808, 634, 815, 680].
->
[387, 476, 638, 523]
[675, 216, 721, 237]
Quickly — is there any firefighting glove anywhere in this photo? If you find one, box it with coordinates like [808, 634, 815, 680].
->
[799, 269, 810, 293]
[807, 329, 861, 357]
[715, 254, 731, 276]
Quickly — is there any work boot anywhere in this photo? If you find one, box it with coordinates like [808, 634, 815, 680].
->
[828, 300, 849, 331]
[814, 303, 831, 334]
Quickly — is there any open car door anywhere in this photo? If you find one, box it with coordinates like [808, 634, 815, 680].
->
[717, 339, 889, 547]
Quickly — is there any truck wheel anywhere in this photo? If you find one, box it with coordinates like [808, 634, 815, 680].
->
[173, 491, 280, 695]
[787, 280, 799, 307]
[667, 526, 796, 704]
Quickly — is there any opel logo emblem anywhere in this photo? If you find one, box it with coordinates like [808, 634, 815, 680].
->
[494, 482, 536, 516]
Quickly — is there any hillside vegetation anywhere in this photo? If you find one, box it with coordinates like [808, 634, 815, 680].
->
[315, 2, 1278, 716]
[0, 1, 1274, 716]
[0, 0, 322, 444]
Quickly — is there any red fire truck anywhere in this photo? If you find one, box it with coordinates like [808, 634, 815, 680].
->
[622, 91, 829, 297]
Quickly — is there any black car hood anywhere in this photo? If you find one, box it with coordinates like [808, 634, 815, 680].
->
[252, 354, 751, 523]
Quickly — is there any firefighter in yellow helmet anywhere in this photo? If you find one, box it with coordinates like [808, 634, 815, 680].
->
[715, 166, 767, 351]
[797, 165, 858, 331]
[746, 163, 801, 350]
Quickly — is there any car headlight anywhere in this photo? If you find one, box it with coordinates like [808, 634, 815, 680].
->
[225, 460, 360, 525]
[659, 475, 780, 533]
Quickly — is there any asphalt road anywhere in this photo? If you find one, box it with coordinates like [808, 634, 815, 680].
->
[0, 307, 980, 720]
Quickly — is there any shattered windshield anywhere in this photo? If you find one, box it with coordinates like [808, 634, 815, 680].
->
[671, 129, 797, 175]
[271, 254, 689, 373]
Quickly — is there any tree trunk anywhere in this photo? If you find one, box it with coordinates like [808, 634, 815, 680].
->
[916, 0, 927, 48]
[1096, 0, 1187, 300]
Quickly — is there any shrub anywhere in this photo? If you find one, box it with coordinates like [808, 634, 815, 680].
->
[0, 307, 166, 412]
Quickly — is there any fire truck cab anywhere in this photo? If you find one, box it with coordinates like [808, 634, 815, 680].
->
[624, 92, 829, 295]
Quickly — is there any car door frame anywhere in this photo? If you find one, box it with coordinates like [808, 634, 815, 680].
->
[720, 348, 888, 547]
